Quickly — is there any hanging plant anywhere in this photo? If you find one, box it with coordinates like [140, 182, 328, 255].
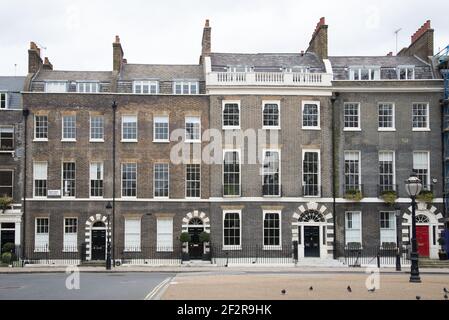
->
[380, 190, 398, 205]
[344, 189, 363, 202]
[0, 196, 13, 212]
[416, 190, 434, 203]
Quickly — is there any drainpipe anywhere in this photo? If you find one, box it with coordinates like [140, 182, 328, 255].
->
[112, 101, 117, 265]
[21, 108, 29, 259]
[331, 93, 339, 260]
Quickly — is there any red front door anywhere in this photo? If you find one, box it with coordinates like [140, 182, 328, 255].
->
[416, 226, 430, 258]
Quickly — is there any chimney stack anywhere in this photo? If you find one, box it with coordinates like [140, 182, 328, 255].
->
[397, 20, 434, 60]
[200, 19, 211, 64]
[306, 17, 328, 60]
[43, 57, 53, 70]
[387, 52, 393, 56]
[28, 41, 43, 74]
[113, 35, 124, 72]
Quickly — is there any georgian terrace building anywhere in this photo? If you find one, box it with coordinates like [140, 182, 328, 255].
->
[17, 18, 447, 265]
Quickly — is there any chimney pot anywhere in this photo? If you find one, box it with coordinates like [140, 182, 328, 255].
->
[205, 19, 210, 27]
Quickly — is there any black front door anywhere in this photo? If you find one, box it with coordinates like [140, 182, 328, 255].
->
[188, 227, 203, 260]
[304, 226, 320, 258]
[91, 230, 106, 261]
[1, 229, 15, 253]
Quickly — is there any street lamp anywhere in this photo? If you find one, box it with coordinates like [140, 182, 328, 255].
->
[405, 173, 422, 283]
[105, 202, 113, 270]
[394, 207, 402, 272]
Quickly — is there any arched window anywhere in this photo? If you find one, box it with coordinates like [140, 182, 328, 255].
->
[298, 210, 325, 223]
[416, 215, 430, 224]
[189, 218, 203, 226]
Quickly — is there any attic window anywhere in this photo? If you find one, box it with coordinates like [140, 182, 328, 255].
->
[397, 66, 415, 80]
[0, 93, 7, 109]
[45, 81, 68, 93]
[284, 66, 309, 73]
[77, 82, 99, 93]
[227, 66, 253, 73]
[349, 67, 380, 81]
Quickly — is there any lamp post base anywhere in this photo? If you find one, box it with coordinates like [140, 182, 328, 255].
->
[409, 275, 422, 283]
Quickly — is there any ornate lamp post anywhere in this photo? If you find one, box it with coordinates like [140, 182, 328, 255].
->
[105, 202, 113, 270]
[405, 173, 422, 283]
[394, 208, 402, 272]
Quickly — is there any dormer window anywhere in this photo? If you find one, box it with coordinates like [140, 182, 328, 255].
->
[349, 67, 380, 81]
[397, 66, 415, 80]
[133, 80, 158, 94]
[0, 93, 7, 109]
[173, 81, 198, 95]
[77, 82, 99, 93]
[227, 66, 253, 73]
[284, 66, 309, 73]
[45, 81, 67, 93]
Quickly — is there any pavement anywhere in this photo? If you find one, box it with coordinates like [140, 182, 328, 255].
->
[160, 272, 449, 300]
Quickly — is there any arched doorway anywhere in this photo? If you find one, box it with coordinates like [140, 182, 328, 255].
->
[403, 203, 445, 259]
[188, 218, 204, 260]
[91, 221, 106, 261]
[292, 203, 334, 259]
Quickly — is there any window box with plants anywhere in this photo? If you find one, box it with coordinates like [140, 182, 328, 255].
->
[416, 190, 434, 203]
[380, 190, 398, 205]
[179, 232, 191, 262]
[0, 196, 13, 213]
[344, 189, 363, 202]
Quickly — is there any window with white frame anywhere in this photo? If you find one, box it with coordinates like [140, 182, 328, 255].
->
[379, 152, 395, 192]
[35, 218, 49, 252]
[378, 103, 395, 130]
[344, 103, 360, 130]
[122, 115, 138, 141]
[34, 115, 48, 140]
[380, 212, 397, 246]
[0, 126, 14, 151]
[303, 150, 320, 197]
[133, 80, 158, 94]
[124, 219, 141, 252]
[262, 150, 280, 197]
[262, 102, 280, 128]
[263, 212, 281, 248]
[349, 67, 380, 81]
[63, 218, 78, 252]
[397, 66, 415, 80]
[0, 93, 7, 109]
[186, 164, 200, 198]
[413, 151, 430, 189]
[90, 162, 104, 198]
[412, 103, 429, 130]
[154, 163, 169, 198]
[223, 211, 241, 248]
[302, 101, 320, 129]
[223, 150, 240, 197]
[122, 163, 137, 197]
[344, 151, 361, 192]
[185, 116, 201, 142]
[62, 162, 76, 197]
[222, 102, 240, 129]
[62, 115, 76, 140]
[173, 81, 198, 95]
[153, 116, 169, 142]
[157, 218, 173, 252]
[45, 81, 67, 93]
[77, 82, 99, 93]
[90, 116, 104, 141]
[33, 162, 47, 197]
[0, 170, 13, 198]
[345, 212, 361, 245]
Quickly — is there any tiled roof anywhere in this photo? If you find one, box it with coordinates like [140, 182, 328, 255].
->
[0, 76, 26, 91]
[34, 70, 113, 82]
[210, 52, 326, 71]
[119, 64, 204, 81]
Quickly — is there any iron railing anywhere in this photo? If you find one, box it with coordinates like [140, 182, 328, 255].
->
[210, 243, 295, 266]
[115, 246, 182, 265]
[344, 246, 410, 267]
[19, 245, 81, 266]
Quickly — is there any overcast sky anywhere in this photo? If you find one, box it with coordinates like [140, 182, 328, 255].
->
[1, 0, 448, 75]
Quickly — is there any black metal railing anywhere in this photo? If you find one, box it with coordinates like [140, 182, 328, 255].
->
[344, 246, 410, 267]
[115, 246, 182, 265]
[302, 185, 322, 197]
[19, 245, 81, 266]
[210, 243, 295, 266]
[262, 184, 281, 197]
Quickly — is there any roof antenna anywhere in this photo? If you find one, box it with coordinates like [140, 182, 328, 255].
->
[35, 42, 47, 57]
[394, 28, 402, 55]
